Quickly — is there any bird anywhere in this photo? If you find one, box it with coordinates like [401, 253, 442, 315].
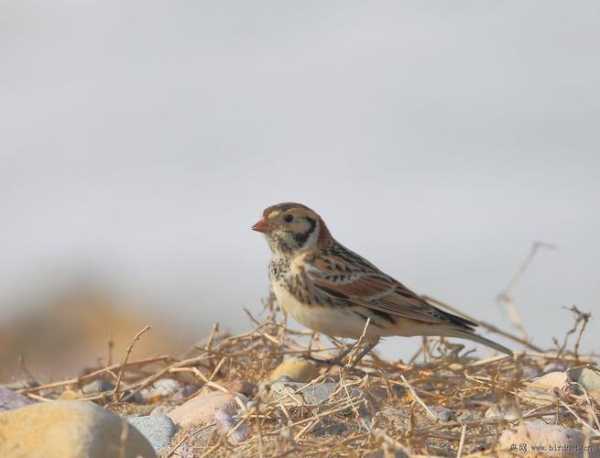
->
[252, 202, 512, 365]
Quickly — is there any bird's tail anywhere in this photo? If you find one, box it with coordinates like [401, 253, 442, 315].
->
[446, 329, 513, 356]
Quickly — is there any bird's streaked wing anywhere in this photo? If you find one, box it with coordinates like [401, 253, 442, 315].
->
[305, 245, 476, 329]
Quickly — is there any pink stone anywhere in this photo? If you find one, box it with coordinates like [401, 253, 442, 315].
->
[167, 391, 247, 428]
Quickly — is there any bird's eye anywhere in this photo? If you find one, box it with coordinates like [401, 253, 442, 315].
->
[283, 214, 294, 223]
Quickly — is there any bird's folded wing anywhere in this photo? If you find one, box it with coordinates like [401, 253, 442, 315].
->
[305, 255, 472, 327]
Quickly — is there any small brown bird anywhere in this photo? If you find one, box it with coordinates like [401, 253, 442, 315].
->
[252, 202, 512, 364]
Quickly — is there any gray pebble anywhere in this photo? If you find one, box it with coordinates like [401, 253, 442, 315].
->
[81, 379, 115, 395]
[269, 381, 361, 406]
[366, 451, 409, 458]
[543, 362, 568, 374]
[128, 414, 177, 453]
[176, 384, 200, 400]
[484, 404, 521, 421]
[0, 386, 34, 411]
[457, 410, 482, 422]
[2, 380, 38, 390]
[150, 405, 171, 416]
[431, 405, 455, 422]
[520, 365, 542, 380]
[576, 368, 600, 392]
[140, 378, 182, 401]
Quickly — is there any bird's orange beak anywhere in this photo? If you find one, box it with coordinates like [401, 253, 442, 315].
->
[251, 217, 270, 233]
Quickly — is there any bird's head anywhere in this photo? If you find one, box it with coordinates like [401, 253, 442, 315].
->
[252, 202, 333, 256]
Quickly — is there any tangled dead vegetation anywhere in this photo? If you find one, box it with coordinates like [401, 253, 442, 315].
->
[11, 297, 599, 457]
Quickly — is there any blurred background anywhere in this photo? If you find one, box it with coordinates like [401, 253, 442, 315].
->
[2, 1, 599, 382]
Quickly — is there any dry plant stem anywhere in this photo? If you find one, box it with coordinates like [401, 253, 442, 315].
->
[559, 399, 600, 437]
[580, 387, 600, 432]
[119, 337, 261, 402]
[305, 346, 353, 367]
[206, 322, 221, 350]
[556, 305, 591, 359]
[501, 241, 556, 298]
[516, 350, 596, 363]
[347, 317, 374, 367]
[400, 374, 437, 421]
[17, 355, 172, 394]
[408, 344, 424, 365]
[120, 354, 214, 402]
[14, 296, 600, 457]
[423, 295, 544, 352]
[372, 429, 411, 456]
[25, 392, 54, 402]
[497, 241, 555, 338]
[107, 333, 114, 366]
[456, 425, 466, 458]
[339, 372, 368, 432]
[573, 307, 590, 358]
[198, 438, 225, 458]
[112, 325, 151, 402]
[165, 423, 216, 457]
[17, 354, 37, 385]
[304, 319, 377, 368]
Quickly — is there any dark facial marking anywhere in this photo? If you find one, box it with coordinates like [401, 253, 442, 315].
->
[292, 216, 317, 246]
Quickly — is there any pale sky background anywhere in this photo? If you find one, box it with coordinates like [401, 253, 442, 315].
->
[2, 1, 599, 358]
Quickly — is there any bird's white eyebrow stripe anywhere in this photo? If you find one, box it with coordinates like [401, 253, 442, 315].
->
[268, 210, 281, 219]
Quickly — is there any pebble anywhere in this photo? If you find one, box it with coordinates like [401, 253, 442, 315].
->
[521, 371, 571, 404]
[266, 381, 362, 406]
[266, 381, 373, 430]
[214, 407, 250, 443]
[520, 365, 542, 380]
[574, 367, 600, 391]
[59, 389, 80, 400]
[168, 391, 248, 428]
[484, 403, 521, 421]
[140, 378, 182, 402]
[81, 380, 145, 403]
[457, 410, 482, 422]
[128, 414, 177, 453]
[81, 379, 115, 395]
[169, 426, 217, 457]
[529, 371, 569, 390]
[0, 400, 156, 458]
[498, 420, 585, 456]
[269, 357, 320, 383]
[381, 406, 411, 422]
[430, 405, 455, 422]
[366, 450, 410, 458]
[175, 384, 200, 400]
[0, 386, 34, 411]
[223, 380, 257, 397]
[567, 367, 600, 403]
[151, 405, 171, 416]
[312, 417, 348, 436]
[543, 361, 568, 374]
[2, 380, 38, 390]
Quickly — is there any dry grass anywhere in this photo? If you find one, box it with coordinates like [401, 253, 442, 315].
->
[13, 298, 600, 457]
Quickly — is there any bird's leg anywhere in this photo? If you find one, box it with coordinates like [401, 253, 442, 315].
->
[305, 337, 380, 367]
[347, 337, 380, 368]
[327, 344, 356, 366]
[310, 338, 381, 367]
[306, 344, 354, 366]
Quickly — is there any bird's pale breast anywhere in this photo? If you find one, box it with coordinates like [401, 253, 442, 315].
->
[271, 280, 390, 339]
